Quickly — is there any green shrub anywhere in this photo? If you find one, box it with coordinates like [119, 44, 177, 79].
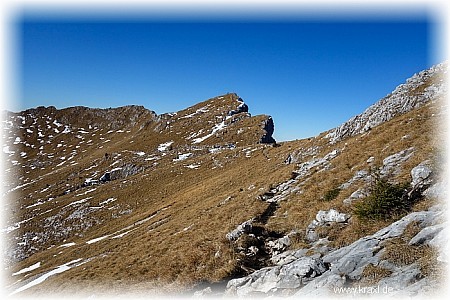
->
[354, 177, 411, 221]
[322, 187, 341, 201]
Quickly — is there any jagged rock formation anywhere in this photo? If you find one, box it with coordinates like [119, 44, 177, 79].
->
[1, 64, 447, 298]
[326, 62, 447, 143]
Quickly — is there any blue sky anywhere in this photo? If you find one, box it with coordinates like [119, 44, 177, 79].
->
[17, 14, 437, 141]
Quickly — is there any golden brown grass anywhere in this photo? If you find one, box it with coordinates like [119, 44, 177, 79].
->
[266, 100, 440, 250]
[360, 264, 393, 286]
[5, 93, 443, 296]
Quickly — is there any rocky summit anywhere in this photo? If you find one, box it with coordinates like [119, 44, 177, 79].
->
[1, 63, 448, 298]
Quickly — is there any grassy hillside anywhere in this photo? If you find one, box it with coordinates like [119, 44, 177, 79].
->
[2, 67, 446, 297]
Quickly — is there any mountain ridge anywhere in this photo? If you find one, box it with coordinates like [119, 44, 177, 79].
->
[1, 63, 447, 298]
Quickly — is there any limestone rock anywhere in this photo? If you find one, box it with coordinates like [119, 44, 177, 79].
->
[226, 219, 254, 241]
[306, 209, 350, 242]
[343, 188, 368, 205]
[409, 223, 444, 246]
[295, 208, 443, 296]
[326, 63, 447, 143]
[316, 209, 350, 224]
[267, 235, 291, 256]
[225, 256, 328, 296]
[410, 161, 433, 189]
[380, 147, 414, 177]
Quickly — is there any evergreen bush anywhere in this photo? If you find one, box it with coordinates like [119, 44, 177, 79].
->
[354, 176, 411, 221]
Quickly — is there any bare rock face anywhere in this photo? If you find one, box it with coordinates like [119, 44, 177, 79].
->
[326, 63, 447, 143]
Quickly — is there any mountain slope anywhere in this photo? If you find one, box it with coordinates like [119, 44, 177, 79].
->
[1, 64, 447, 298]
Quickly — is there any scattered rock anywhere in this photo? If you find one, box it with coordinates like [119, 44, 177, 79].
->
[296, 207, 444, 296]
[380, 147, 415, 177]
[409, 223, 444, 246]
[339, 170, 370, 190]
[316, 209, 350, 224]
[193, 287, 212, 297]
[267, 235, 291, 256]
[366, 156, 375, 164]
[294, 149, 340, 180]
[423, 181, 446, 200]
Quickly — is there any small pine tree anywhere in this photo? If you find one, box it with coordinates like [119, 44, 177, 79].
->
[354, 171, 411, 221]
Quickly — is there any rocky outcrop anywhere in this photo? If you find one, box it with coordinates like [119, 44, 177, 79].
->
[225, 203, 445, 297]
[228, 98, 249, 116]
[326, 63, 447, 143]
[259, 116, 276, 144]
[296, 204, 445, 297]
[99, 164, 145, 183]
[226, 256, 328, 296]
[380, 147, 415, 177]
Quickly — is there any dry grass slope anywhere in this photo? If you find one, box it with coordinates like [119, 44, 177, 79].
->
[2, 67, 446, 297]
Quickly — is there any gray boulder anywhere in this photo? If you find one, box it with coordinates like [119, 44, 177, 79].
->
[226, 256, 327, 296]
[343, 188, 368, 205]
[410, 161, 433, 189]
[316, 209, 350, 223]
[267, 235, 291, 256]
[306, 209, 350, 242]
[409, 223, 444, 246]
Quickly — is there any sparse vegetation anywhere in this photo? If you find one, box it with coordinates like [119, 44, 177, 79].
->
[353, 173, 411, 221]
[322, 187, 341, 201]
[360, 264, 393, 286]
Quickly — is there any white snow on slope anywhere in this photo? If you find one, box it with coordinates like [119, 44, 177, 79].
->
[10, 259, 83, 295]
[12, 262, 41, 276]
[192, 121, 226, 144]
[173, 153, 192, 162]
[86, 235, 110, 244]
[158, 141, 173, 152]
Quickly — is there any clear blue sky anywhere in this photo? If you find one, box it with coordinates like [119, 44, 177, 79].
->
[16, 14, 437, 141]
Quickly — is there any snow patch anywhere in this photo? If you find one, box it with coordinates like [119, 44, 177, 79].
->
[192, 121, 226, 144]
[10, 259, 83, 296]
[86, 235, 111, 244]
[173, 153, 192, 162]
[58, 242, 76, 248]
[12, 262, 41, 276]
[185, 164, 200, 169]
[158, 141, 173, 152]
